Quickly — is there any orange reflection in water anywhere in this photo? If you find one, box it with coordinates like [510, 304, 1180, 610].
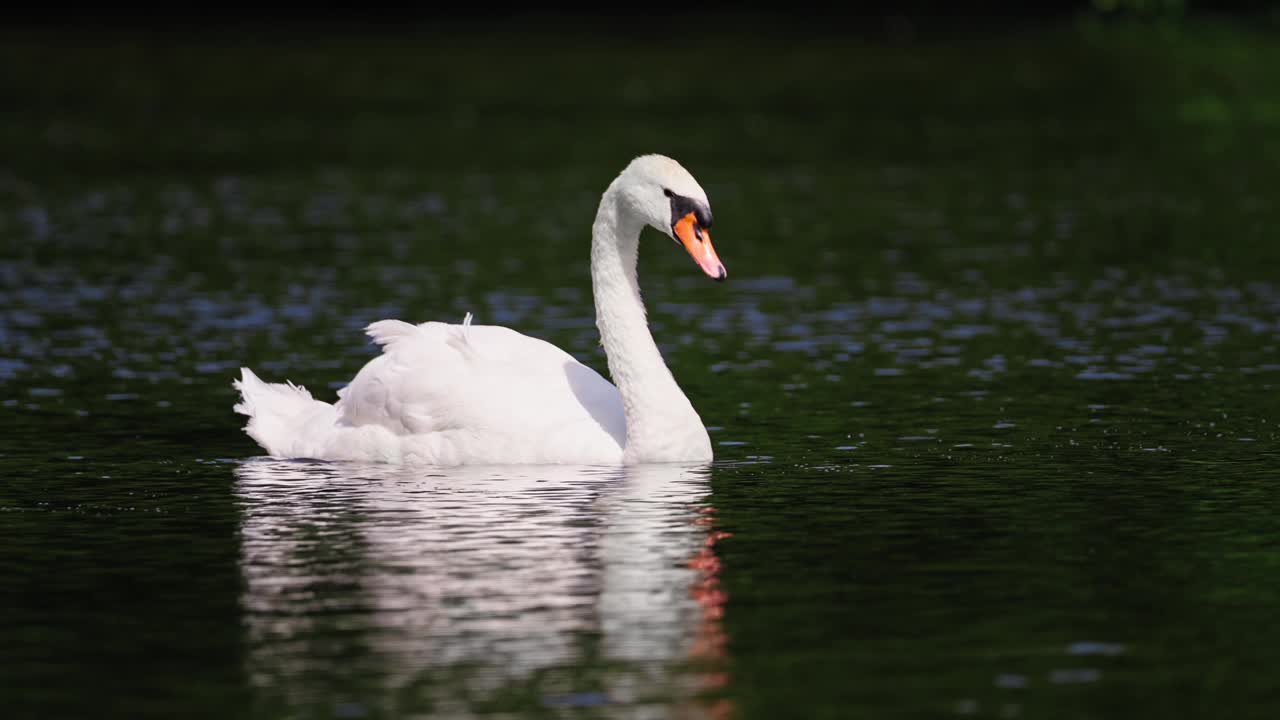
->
[689, 504, 734, 720]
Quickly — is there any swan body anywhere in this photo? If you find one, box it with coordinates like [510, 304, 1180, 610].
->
[234, 154, 727, 466]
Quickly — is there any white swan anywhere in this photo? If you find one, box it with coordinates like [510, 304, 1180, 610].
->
[233, 154, 727, 466]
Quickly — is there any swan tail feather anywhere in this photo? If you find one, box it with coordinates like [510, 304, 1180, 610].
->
[233, 367, 335, 457]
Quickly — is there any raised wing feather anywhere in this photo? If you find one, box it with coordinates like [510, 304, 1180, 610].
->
[334, 318, 625, 448]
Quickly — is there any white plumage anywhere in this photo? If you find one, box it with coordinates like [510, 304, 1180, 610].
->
[233, 154, 727, 466]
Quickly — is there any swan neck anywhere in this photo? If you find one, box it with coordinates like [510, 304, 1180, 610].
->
[591, 186, 707, 461]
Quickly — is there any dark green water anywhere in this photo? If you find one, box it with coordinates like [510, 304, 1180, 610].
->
[3, 19, 1280, 720]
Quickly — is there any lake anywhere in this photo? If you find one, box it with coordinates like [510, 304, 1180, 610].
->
[3, 17, 1280, 719]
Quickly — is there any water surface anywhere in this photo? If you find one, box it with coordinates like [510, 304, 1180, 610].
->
[3, 20, 1280, 720]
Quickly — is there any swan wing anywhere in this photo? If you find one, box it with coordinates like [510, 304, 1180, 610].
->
[332, 316, 626, 462]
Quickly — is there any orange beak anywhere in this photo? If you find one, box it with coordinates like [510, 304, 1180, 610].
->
[673, 213, 726, 281]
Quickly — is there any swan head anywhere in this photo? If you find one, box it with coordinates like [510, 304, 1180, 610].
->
[615, 154, 726, 282]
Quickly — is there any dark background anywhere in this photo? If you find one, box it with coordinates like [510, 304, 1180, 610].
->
[5, 1, 1278, 27]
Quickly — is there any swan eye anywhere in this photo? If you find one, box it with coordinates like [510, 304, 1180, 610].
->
[667, 191, 713, 237]
[663, 188, 674, 198]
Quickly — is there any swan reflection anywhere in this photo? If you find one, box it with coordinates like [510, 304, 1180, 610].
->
[234, 459, 728, 718]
